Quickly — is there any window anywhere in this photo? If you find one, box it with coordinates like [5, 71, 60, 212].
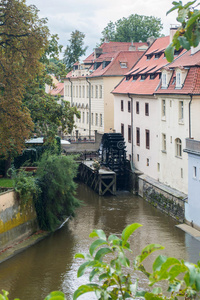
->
[100, 114, 103, 127]
[162, 99, 166, 118]
[179, 101, 184, 122]
[129, 154, 131, 161]
[95, 113, 98, 126]
[128, 125, 131, 143]
[137, 154, 139, 161]
[128, 101, 131, 113]
[162, 73, 167, 87]
[147, 158, 149, 166]
[121, 123, 124, 137]
[121, 100, 124, 111]
[136, 101, 139, 114]
[162, 133, 166, 152]
[76, 86, 78, 98]
[146, 130, 150, 149]
[145, 103, 149, 116]
[99, 85, 102, 98]
[95, 85, 98, 98]
[79, 86, 81, 98]
[82, 111, 85, 123]
[82, 86, 85, 98]
[120, 62, 127, 68]
[150, 74, 155, 80]
[136, 127, 140, 146]
[176, 72, 181, 87]
[87, 112, 89, 124]
[157, 163, 160, 172]
[193, 166, 197, 179]
[141, 74, 146, 81]
[91, 113, 94, 125]
[91, 85, 94, 98]
[175, 138, 182, 157]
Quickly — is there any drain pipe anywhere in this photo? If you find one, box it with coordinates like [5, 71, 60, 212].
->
[86, 77, 91, 139]
[68, 78, 73, 106]
[128, 93, 134, 170]
[189, 94, 193, 139]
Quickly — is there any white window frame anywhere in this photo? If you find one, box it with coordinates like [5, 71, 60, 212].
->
[175, 138, 182, 158]
[176, 71, 181, 88]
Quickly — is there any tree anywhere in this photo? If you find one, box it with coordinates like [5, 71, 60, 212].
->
[63, 30, 88, 72]
[165, 0, 200, 62]
[0, 0, 49, 162]
[100, 14, 163, 44]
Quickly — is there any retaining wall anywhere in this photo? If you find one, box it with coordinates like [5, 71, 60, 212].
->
[138, 175, 187, 222]
[0, 190, 38, 250]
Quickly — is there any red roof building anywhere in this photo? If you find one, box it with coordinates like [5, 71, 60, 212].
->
[64, 41, 148, 137]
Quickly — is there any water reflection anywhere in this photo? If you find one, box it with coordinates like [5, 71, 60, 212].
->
[0, 182, 200, 300]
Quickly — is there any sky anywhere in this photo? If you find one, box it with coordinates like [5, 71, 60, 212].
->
[26, 0, 180, 59]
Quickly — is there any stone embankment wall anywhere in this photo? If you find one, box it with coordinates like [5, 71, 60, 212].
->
[0, 190, 38, 250]
[138, 175, 187, 222]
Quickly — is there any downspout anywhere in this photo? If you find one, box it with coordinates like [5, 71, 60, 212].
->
[128, 93, 134, 170]
[68, 78, 73, 105]
[86, 77, 91, 139]
[189, 94, 193, 139]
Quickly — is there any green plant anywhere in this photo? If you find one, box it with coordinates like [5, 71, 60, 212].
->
[0, 290, 66, 300]
[73, 223, 200, 300]
[35, 154, 80, 231]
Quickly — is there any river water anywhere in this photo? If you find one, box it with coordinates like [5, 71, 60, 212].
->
[0, 182, 200, 300]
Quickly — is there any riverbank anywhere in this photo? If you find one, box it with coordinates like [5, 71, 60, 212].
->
[0, 230, 50, 264]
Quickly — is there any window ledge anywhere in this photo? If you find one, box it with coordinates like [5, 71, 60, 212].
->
[161, 150, 167, 153]
[175, 155, 182, 159]
[161, 116, 166, 121]
[178, 120, 184, 125]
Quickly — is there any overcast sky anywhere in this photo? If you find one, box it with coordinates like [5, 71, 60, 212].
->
[26, 0, 180, 58]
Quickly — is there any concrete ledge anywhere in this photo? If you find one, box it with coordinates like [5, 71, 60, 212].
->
[176, 224, 200, 240]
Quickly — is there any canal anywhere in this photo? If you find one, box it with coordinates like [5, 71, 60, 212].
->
[0, 182, 200, 299]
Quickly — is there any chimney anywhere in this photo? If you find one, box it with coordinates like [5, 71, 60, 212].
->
[129, 41, 136, 51]
[94, 48, 103, 59]
[147, 36, 156, 46]
[170, 25, 178, 43]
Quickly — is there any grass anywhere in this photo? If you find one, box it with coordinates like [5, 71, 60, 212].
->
[0, 178, 14, 188]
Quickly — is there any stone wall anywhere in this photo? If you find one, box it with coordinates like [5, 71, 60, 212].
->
[138, 175, 187, 222]
[0, 190, 38, 250]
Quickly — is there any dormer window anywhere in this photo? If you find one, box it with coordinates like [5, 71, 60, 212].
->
[94, 62, 101, 70]
[132, 75, 138, 81]
[120, 62, 127, 68]
[102, 61, 111, 69]
[126, 75, 132, 81]
[150, 74, 155, 80]
[162, 73, 167, 88]
[176, 71, 181, 88]
[140, 74, 146, 81]
[154, 53, 162, 59]
[146, 54, 152, 60]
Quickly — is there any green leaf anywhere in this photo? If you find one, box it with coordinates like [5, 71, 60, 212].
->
[152, 287, 162, 294]
[44, 291, 66, 300]
[89, 239, 108, 256]
[74, 253, 85, 259]
[184, 262, 197, 285]
[169, 264, 188, 280]
[108, 234, 121, 243]
[186, 11, 200, 28]
[153, 255, 168, 272]
[89, 229, 107, 240]
[137, 244, 165, 263]
[165, 44, 175, 62]
[135, 290, 146, 297]
[145, 292, 164, 300]
[99, 273, 110, 281]
[94, 247, 112, 261]
[121, 223, 142, 246]
[73, 284, 100, 300]
[166, 1, 183, 15]
[77, 261, 90, 277]
[89, 268, 100, 282]
[195, 272, 200, 290]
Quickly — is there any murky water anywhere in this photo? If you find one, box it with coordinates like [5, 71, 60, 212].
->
[0, 182, 200, 300]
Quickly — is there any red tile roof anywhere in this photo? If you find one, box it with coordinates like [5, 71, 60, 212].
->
[84, 41, 148, 64]
[50, 82, 64, 96]
[113, 36, 172, 95]
[156, 49, 200, 95]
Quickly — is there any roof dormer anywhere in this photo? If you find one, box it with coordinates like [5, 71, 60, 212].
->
[175, 67, 188, 89]
[161, 68, 172, 89]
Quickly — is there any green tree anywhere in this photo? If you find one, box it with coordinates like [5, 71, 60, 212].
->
[0, 0, 49, 170]
[63, 30, 88, 72]
[100, 14, 163, 44]
[35, 154, 80, 231]
[165, 0, 200, 62]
